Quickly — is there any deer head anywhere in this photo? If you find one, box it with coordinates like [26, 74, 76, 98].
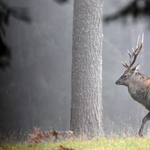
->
[115, 34, 144, 87]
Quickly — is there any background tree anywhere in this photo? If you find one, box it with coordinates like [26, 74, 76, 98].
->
[0, 1, 31, 70]
[70, 0, 104, 138]
[53, 0, 69, 4]
[104, 0, 150, 23]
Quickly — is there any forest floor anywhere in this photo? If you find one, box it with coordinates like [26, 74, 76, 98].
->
[1, 136, 150, 150]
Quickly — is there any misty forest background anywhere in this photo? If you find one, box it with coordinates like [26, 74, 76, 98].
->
[1, 0, 150, 139]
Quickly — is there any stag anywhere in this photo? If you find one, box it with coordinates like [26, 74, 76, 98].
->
[115, 34, 150, 137]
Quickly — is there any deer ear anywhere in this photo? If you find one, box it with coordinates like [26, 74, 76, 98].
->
[132, 64, 140, 73]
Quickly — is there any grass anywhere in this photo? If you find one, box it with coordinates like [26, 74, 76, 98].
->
[1, 136, 150, 150]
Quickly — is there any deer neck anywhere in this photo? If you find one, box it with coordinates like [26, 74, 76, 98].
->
[128, 73, 150, 93]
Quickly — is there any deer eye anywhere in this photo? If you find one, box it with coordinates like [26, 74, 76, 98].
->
[124, 74, 128, 78]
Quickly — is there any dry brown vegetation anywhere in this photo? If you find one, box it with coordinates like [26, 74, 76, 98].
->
[28, 127, 74, 143]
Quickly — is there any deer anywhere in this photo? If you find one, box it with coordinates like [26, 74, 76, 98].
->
[115, 34, 150, 137]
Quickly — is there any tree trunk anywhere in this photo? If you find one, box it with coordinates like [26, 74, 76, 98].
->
[70, 0, 103, 138]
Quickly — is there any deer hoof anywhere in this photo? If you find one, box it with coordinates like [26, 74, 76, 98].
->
[139, 132, 143, 137]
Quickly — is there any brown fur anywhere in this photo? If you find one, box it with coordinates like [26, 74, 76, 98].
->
[116, 65, 150, 136]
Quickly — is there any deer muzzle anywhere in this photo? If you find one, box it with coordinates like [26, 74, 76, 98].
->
[115, 80, 120, 85]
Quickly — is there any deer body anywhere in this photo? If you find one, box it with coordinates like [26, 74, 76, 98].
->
[116, 69, 150, 109]
[116, 34, 150, 137]
[129, 74, 150, 107]
[130, 73, 150, 108]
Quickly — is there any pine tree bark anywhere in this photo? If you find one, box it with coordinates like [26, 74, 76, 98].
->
[71, 0, 103, 138]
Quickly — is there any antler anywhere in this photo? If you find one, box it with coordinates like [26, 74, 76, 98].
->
[122, 33, 144, 69]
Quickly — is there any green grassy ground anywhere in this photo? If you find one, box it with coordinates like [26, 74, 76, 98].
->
[1, 136, 150, 150]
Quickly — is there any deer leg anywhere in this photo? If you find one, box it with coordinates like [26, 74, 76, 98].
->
[139, 112, 150, 137]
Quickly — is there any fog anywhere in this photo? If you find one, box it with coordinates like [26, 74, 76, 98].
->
[1, 0, 150, 139]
